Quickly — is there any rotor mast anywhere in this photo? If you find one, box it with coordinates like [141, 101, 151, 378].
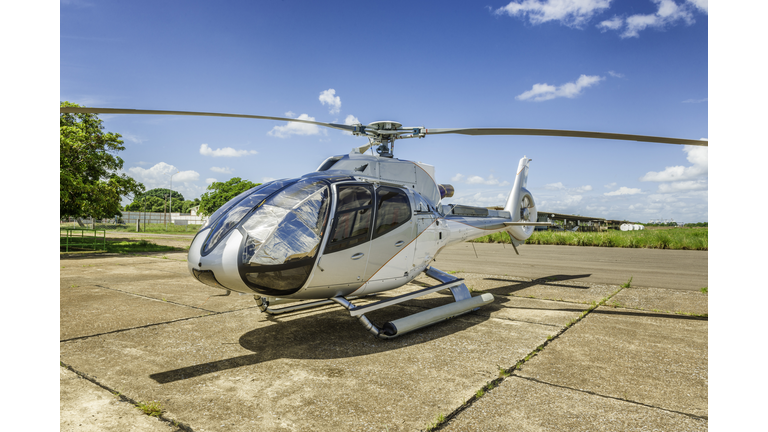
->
[351, 121, 425, 157]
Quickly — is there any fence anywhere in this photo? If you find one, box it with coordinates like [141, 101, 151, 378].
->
[62, 212, 208, 228]
[60, 228, 106, 252]
[121, 212, 208, 225]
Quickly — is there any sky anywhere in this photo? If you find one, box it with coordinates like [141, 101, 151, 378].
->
[8, 1, 766, 426]
[59, 0, 708, 223]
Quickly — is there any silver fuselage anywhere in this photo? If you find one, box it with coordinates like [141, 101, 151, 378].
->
[188, 154, 516, 300]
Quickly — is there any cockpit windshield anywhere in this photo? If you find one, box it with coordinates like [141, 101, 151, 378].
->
[237, 177, 333, 294]
[240, 178, 329, 266]
[201, 179, 297, 256]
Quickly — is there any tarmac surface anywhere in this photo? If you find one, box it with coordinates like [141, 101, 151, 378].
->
[60, 238, 708, 431]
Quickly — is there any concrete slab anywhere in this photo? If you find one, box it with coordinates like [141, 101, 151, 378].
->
[608, 286, 708, 316]
[60, 284, 208, 341]
[515, 306, 708, 418]
[419, 272, 619, 305]
[435, 243, 708, 291]
[441, 375, 707, 431]
[60, 367, 176, 432]
[60, 304, 556, 431]
[61, 253, 256, 316]
[60, 242, 708, 431]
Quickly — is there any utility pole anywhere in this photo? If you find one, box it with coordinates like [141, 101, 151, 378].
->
[169, 170, 179, 230]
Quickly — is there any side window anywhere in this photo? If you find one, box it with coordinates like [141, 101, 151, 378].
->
[325, 185, 373, 253]
[374, 186, 412, 239]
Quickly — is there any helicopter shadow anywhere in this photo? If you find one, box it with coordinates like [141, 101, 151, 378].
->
[149, 296, 488, 384]
[482, 274, 593, 295]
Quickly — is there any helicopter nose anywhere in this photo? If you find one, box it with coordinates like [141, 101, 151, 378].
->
[188, 227, 252, 293]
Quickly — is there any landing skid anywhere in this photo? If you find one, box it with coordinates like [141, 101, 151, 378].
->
[254, 267, 493, 339]
[333, 267, 493, 338]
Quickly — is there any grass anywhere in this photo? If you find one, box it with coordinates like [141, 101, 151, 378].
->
[61, 238, 181, 254]
[61, 222, 203, 234]
[700, 287, 708, 293]
[621, 277, 633, 288]
[136, 400, 164, 417]
[471, 227, 708, 250]
[426, 413, 446, 431]
[105, 240, 181, 254]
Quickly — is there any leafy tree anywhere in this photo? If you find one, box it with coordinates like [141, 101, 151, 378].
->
[126, 188, 186, 212]
[198, 177, 260, 216]
[181, 198, 201, 214]
[137, 188, 184, 201]
[60, 102, 144, 219]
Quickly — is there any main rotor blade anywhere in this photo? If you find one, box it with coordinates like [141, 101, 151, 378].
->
[59, 107, 357, 133]
[425, 128, 707, 146]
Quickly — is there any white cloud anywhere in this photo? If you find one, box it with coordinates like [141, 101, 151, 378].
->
[268, 113, 323, 138]
[206, 178, 217, 184]
[604, 182, 617, 188]
[493, 0, 612, 28]
[640, 145, 708, 182]
[517, 74, 604, 101]
[128, 162, 199, 187]
[682, 98, 708, 103]
[199, 143, 257, 157]
[608, 70, 624, 78]
[262, 177, 277, 183]
[451, 173, 465, 182]
[544, 182, 565, 190]
[598, 0, 698, 38]
[598, 16, 623, 31]
[686, 0, 707, 13]
[604, 187, 642, 196]
[656, 180, 707, 193]
[210, 166, 233, 174]
[319, 89, 341, 114]
[464, 174, 510, 186]
[344, 114, 360, 125]
[127, 162, 202, 200]
[545, 182, 591, 193]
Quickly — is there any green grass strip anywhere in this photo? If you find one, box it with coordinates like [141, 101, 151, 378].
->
[471, 227, 707, 250]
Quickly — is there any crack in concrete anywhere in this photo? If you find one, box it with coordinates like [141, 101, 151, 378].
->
[428, 286, 627, 431]
[60, 304, 259, 343]
[515, 375, 708, 421]
[60, 361, 194, 431]
[92, 284, 218, 313]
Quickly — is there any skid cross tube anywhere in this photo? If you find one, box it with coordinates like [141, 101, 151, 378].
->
[332, 267, 495, 338]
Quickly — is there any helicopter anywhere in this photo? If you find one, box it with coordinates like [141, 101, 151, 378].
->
[60, 107, 707, 339]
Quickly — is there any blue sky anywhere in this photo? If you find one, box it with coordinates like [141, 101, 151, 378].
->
[59, 0, 708, 223]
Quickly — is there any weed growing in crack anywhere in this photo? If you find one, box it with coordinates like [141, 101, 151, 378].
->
[621, 276, 633, 288]
[700, 287, 708, 293]
[137, 400, 164, 417]
[426, 413, 445, 431]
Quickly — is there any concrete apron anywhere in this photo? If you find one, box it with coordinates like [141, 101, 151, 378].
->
[61, 251, 707, 431]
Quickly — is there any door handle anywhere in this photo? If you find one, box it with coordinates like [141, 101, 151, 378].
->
[395, 241, 404, 248]
[351, 252, 365, 260]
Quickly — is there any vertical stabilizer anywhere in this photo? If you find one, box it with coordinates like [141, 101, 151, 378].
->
[504, 156, 538, 244]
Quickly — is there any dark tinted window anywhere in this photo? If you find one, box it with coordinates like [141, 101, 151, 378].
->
[325, 185, 373, 253]
[374, 187, 412, 238]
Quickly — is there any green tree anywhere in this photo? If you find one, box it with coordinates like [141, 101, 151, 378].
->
[126, 188, 186, 212]
[198, 177, 260, 216]
[60, 102, 144, 219]
[180, 198, 201, 214]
